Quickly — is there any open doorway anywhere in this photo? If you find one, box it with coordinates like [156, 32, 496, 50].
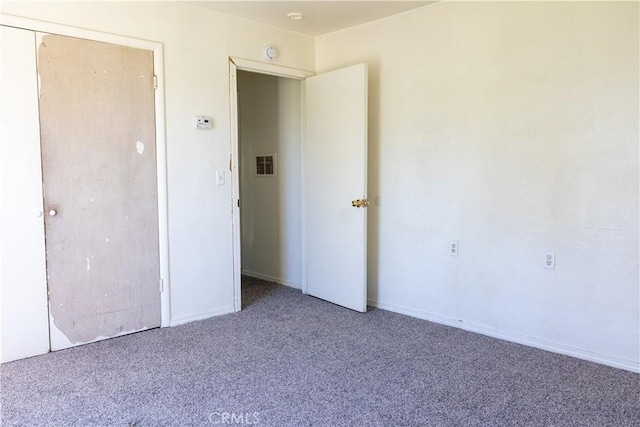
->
[236, 70, 303, 308]
[230, 58, 369, 314]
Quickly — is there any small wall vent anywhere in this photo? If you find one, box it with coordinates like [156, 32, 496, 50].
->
[255, 153, 276, 176]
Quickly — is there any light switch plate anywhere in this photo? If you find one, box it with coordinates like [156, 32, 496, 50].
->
[216, 170, 225, 185]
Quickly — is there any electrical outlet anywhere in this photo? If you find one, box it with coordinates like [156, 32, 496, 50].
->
[544, 250, 556, 269]
[450, 240, 459, 256]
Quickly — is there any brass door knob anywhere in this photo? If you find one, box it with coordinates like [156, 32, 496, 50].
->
[351, 199, 368, 208]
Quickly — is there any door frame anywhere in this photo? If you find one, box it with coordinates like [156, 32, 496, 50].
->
[1, 14, 172, 327]
[229, 57, 314, 311]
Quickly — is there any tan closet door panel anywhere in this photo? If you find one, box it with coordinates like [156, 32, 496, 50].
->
[37, 34, 160, 349]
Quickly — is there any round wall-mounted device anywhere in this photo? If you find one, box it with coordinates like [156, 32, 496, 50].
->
[263, 45, 278, 61]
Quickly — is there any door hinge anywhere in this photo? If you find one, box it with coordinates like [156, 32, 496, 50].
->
[159, 278, 164, 292]
[237, 199, 240, 208]
[153, 75, 158, 90]
[229, 155, 232, 171]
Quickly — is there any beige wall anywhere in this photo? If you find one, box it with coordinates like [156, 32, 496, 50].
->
[317, 1, 639, 370]
[1, 1, 315, 324]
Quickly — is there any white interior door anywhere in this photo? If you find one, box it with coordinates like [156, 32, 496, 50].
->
[303, 63, 368, 312]
[0, 26, 50, 363]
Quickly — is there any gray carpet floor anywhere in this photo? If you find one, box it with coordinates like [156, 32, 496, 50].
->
[1, 277, 639, 426]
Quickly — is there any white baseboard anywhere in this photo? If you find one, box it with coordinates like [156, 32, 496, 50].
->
[170, 306, 235, 327]
[241, 270, 302, 290]
[368, 298, 639, 373]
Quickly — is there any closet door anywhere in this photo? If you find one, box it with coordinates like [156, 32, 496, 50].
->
[0, 26, 50, 363]
[37, 34, 161, 349]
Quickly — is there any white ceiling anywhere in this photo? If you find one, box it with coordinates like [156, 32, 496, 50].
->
[184, 1, 435, 36]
